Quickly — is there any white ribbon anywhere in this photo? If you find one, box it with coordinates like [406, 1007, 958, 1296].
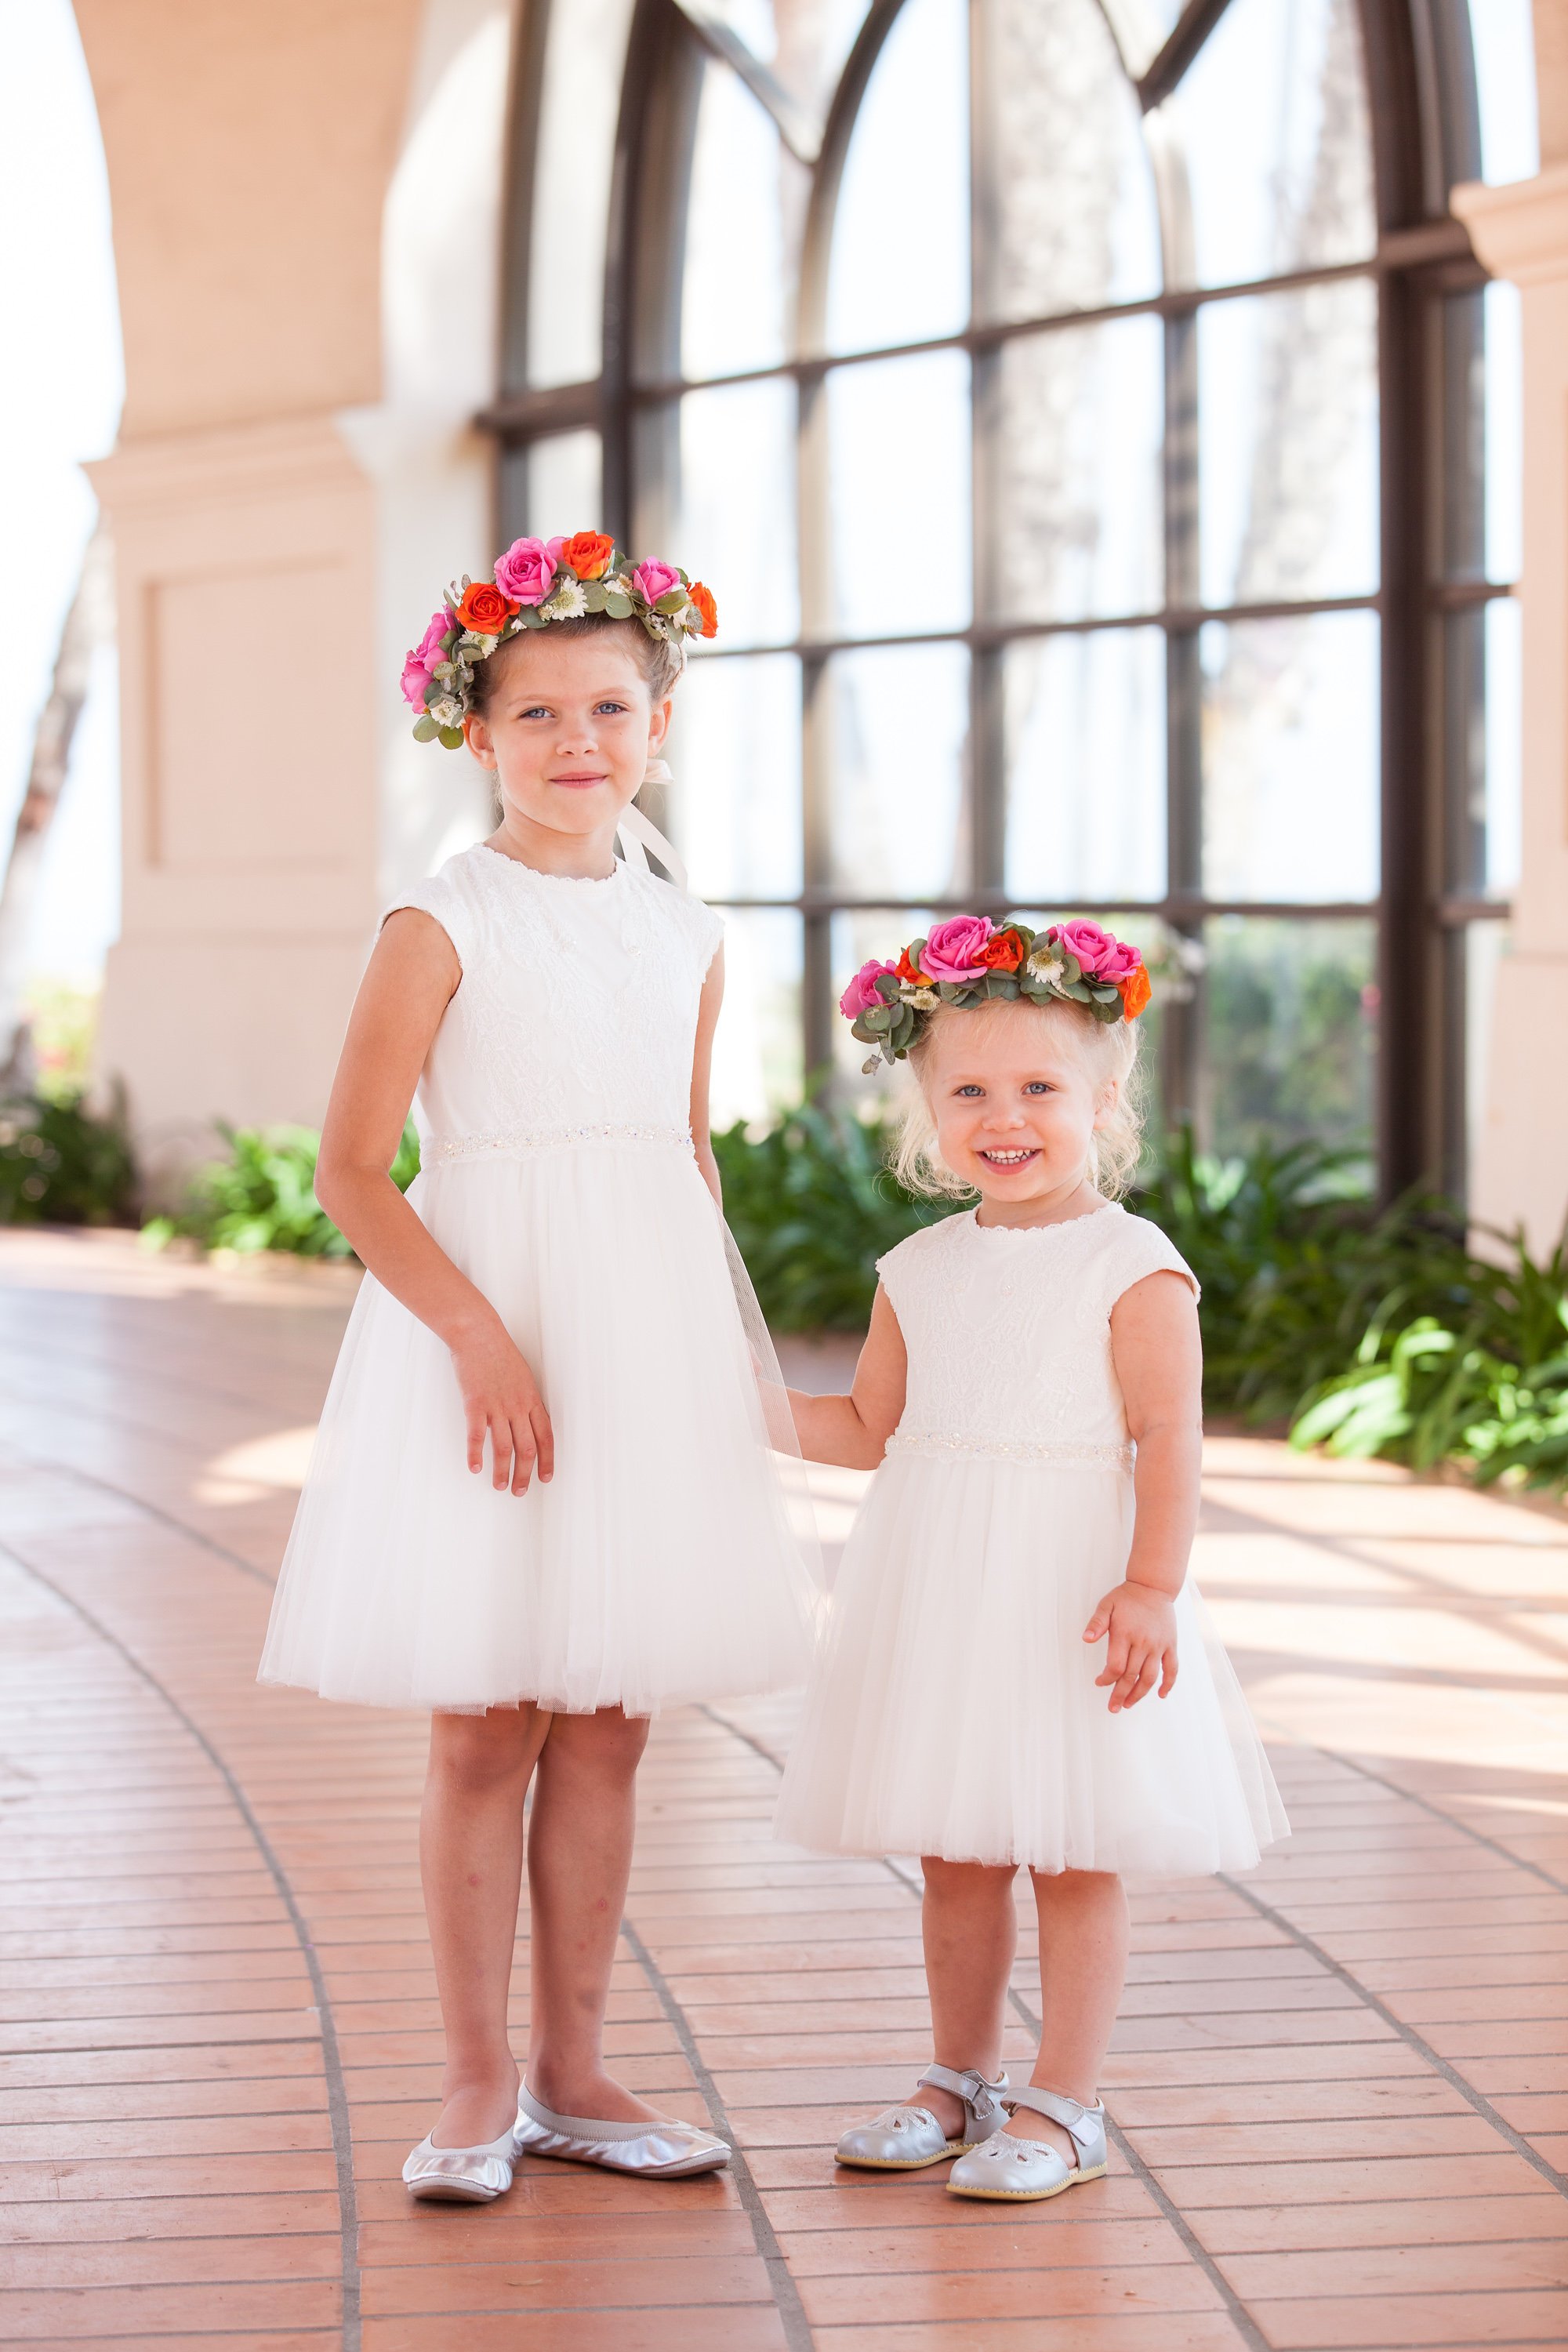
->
[615, 762, 688, 891]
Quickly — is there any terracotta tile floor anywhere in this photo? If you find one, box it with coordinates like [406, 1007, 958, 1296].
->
[1, 1229, 1565, 2350]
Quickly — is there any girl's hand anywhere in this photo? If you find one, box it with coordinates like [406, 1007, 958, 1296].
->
[1083, 1582, 1178, 1711]
[451, 1320, 555, 1495]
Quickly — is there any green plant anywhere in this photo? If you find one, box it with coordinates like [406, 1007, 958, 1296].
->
[0, 1090, 137, 1226]
[145, 1123, 420, 1258]
[713, 1100, 960, 1329]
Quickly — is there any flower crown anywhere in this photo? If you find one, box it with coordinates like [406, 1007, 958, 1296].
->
[401, 529, 719, 747]
[842, 915, 1152, 1072]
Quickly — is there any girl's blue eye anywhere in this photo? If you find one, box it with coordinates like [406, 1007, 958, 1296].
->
[1024, 1080, 1053, 1095]
[595, 700, 629, 715]
[956, 1083, 984, 1097]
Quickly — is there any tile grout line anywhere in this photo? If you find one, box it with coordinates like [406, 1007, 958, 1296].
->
[1216, 1866, 1568, 2201]
[0, 1542, 361, 2352]
[1303, 1742, 1568, 1897]
[699, 1703, 1272, 2352]
[619, 1914, 816, 2352]
[0, 1443, 275, 1587]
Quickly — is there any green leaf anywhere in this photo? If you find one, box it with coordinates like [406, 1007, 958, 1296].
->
[437, 726, 465, 750]
[412, 714, 438, 742]
[583, 583, 608, 613]
[604, 592, 633, 619]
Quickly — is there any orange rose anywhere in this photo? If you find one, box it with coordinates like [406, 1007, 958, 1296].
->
[454, 580, 518, 634]
[689, 580, 719, 638]
[977, 927, 1026, 974]
[1119, 963, 1152, 1020]
[561, 531, 615, 582]
[895, 946, 927, 985]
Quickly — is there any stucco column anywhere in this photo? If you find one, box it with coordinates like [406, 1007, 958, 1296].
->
[76, 0, 426, 1174]
[1452, 165, 1568, 1250]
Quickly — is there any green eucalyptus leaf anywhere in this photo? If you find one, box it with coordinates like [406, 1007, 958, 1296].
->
[583, 583, 608, 612]
[437, 725, 465, 750]
[604, 591, 633, 619]
[412, 714, 438, 742]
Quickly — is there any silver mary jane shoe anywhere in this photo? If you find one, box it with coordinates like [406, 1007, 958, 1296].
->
[835, 2063, 1010, 2171]
[402, 2122, 518, 2202]
[948, 2085, 1108, 2202]
[514, 2083, 731, 2178]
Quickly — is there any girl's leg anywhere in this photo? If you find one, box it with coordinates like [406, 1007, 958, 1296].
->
[524, 1705, 657, 2122]
[1007, 1868, 1128, 2158]
[422, 1705, 552, 2147]
[902, 1857, 1019, 2140]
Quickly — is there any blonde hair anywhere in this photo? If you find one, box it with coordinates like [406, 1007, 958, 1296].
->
[892, 997, 1144, 1201]
[468, 612, 685, 719]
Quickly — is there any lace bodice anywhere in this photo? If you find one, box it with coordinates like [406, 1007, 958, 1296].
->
[385, 846, 724, 1143]
[877, 1206, 1198, 1460]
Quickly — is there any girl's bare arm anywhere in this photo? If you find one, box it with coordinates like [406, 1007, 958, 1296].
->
[787, 1286, 908, 1470]
[313, 909, 554, 1495]
[688, 946, 725, 1210]
[1083, 1269, 1203, 1710]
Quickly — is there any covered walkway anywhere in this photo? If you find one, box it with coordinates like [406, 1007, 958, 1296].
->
[1, 1231, 1565, 2350]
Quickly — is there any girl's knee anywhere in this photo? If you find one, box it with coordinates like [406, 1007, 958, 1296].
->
[544, 1705, 650, 1777]
[923, 1856, 1017, 1896]
[1032, 1867, 1123, 1907]
[429, 1707, 543, 1796]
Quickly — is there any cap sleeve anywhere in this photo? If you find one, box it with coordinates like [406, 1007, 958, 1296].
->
[685, 893, 725, 978]
[1101, 1212, 1200, 1313]
[380, 869, 475, 975]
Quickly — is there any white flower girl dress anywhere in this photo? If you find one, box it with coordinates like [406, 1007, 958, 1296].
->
[260, 844, 816, 1716]
[775, 1203, 1287, 1875]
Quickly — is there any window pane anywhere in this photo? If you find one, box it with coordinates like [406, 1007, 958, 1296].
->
[1201, 613, 1379, 902]
[826, 643, 970, 896]
[634, 380, 798, 648]
[689, 1, 873, 122]
[825, 0, 968, 354]
[1004, 630, 1165, 903]
[1485, 595, 1522, 896]
[1465, 920, 1508, 1197]
[1486, 281, 1523, 584]
[831, 905, 938, 1087]
[976, 0, 1160, 324]
[1098, 0, 1185, 78]
[1168, 0, 1375, 292]
[1468, 0, 1539, 186]
[664, 652, 803, 897]
[1199, 280, 1378, 609]
[989, 317, 1163, 623]
[681, 64, 804, 380]
[826, 351, 971, 637]
[526, 0, 633, 387]
[514, 430, 602, 541]
[712, 908, 804, 1121]
[1202, 915, 1377, 1159]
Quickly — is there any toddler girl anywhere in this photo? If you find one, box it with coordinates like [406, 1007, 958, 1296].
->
[260, 534, 815, 2199]
[775, 914, 1286, 2201]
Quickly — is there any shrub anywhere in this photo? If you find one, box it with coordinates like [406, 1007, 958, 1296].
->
[144, 1123, 420, 1258]
[0, 1090, 137, 1226]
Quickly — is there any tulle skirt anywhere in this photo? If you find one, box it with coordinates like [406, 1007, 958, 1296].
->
[774, 1451, 1287, 1876]
[259, 1147, 817, 1715]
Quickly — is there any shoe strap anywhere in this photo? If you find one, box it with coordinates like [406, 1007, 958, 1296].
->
[1005, 2085, 1102, 2151]
[918, 2063, 1010, 2133]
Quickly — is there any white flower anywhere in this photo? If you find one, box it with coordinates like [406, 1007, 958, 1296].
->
[1026, 951, 1065, 987]
[429, 695, 464, 728]
[901, 984, 940, 1011]
[465, 633, 498, 658]
[542, 579, 587, 620]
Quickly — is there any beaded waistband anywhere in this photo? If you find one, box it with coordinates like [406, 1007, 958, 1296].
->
[423, 1122, 693, 1165]
[886, 1432, 1134, 1471]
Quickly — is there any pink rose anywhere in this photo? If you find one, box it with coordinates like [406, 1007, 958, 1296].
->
[921, 914, 995, 985]
[400, 608, 451, 710]
[839, 958, 897, 1019]
[630, 559, 681, 607]
[1051, 919, 1141, 982]
[493, 536, 556, 605]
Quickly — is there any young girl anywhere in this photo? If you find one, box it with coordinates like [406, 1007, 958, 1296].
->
[775, 913, 1287, 2201]
[260, 533, 815, 2200]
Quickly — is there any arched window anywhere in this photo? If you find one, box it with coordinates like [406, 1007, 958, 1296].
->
[491, 0, 1514, 1195]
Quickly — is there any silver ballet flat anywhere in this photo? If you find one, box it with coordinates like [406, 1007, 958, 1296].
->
[835, 2062, 1010, 2171]
[514, 2082, 731, 2177]
[401, 2121, 518, 2202]
[948, 2084, 1108, 2202]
